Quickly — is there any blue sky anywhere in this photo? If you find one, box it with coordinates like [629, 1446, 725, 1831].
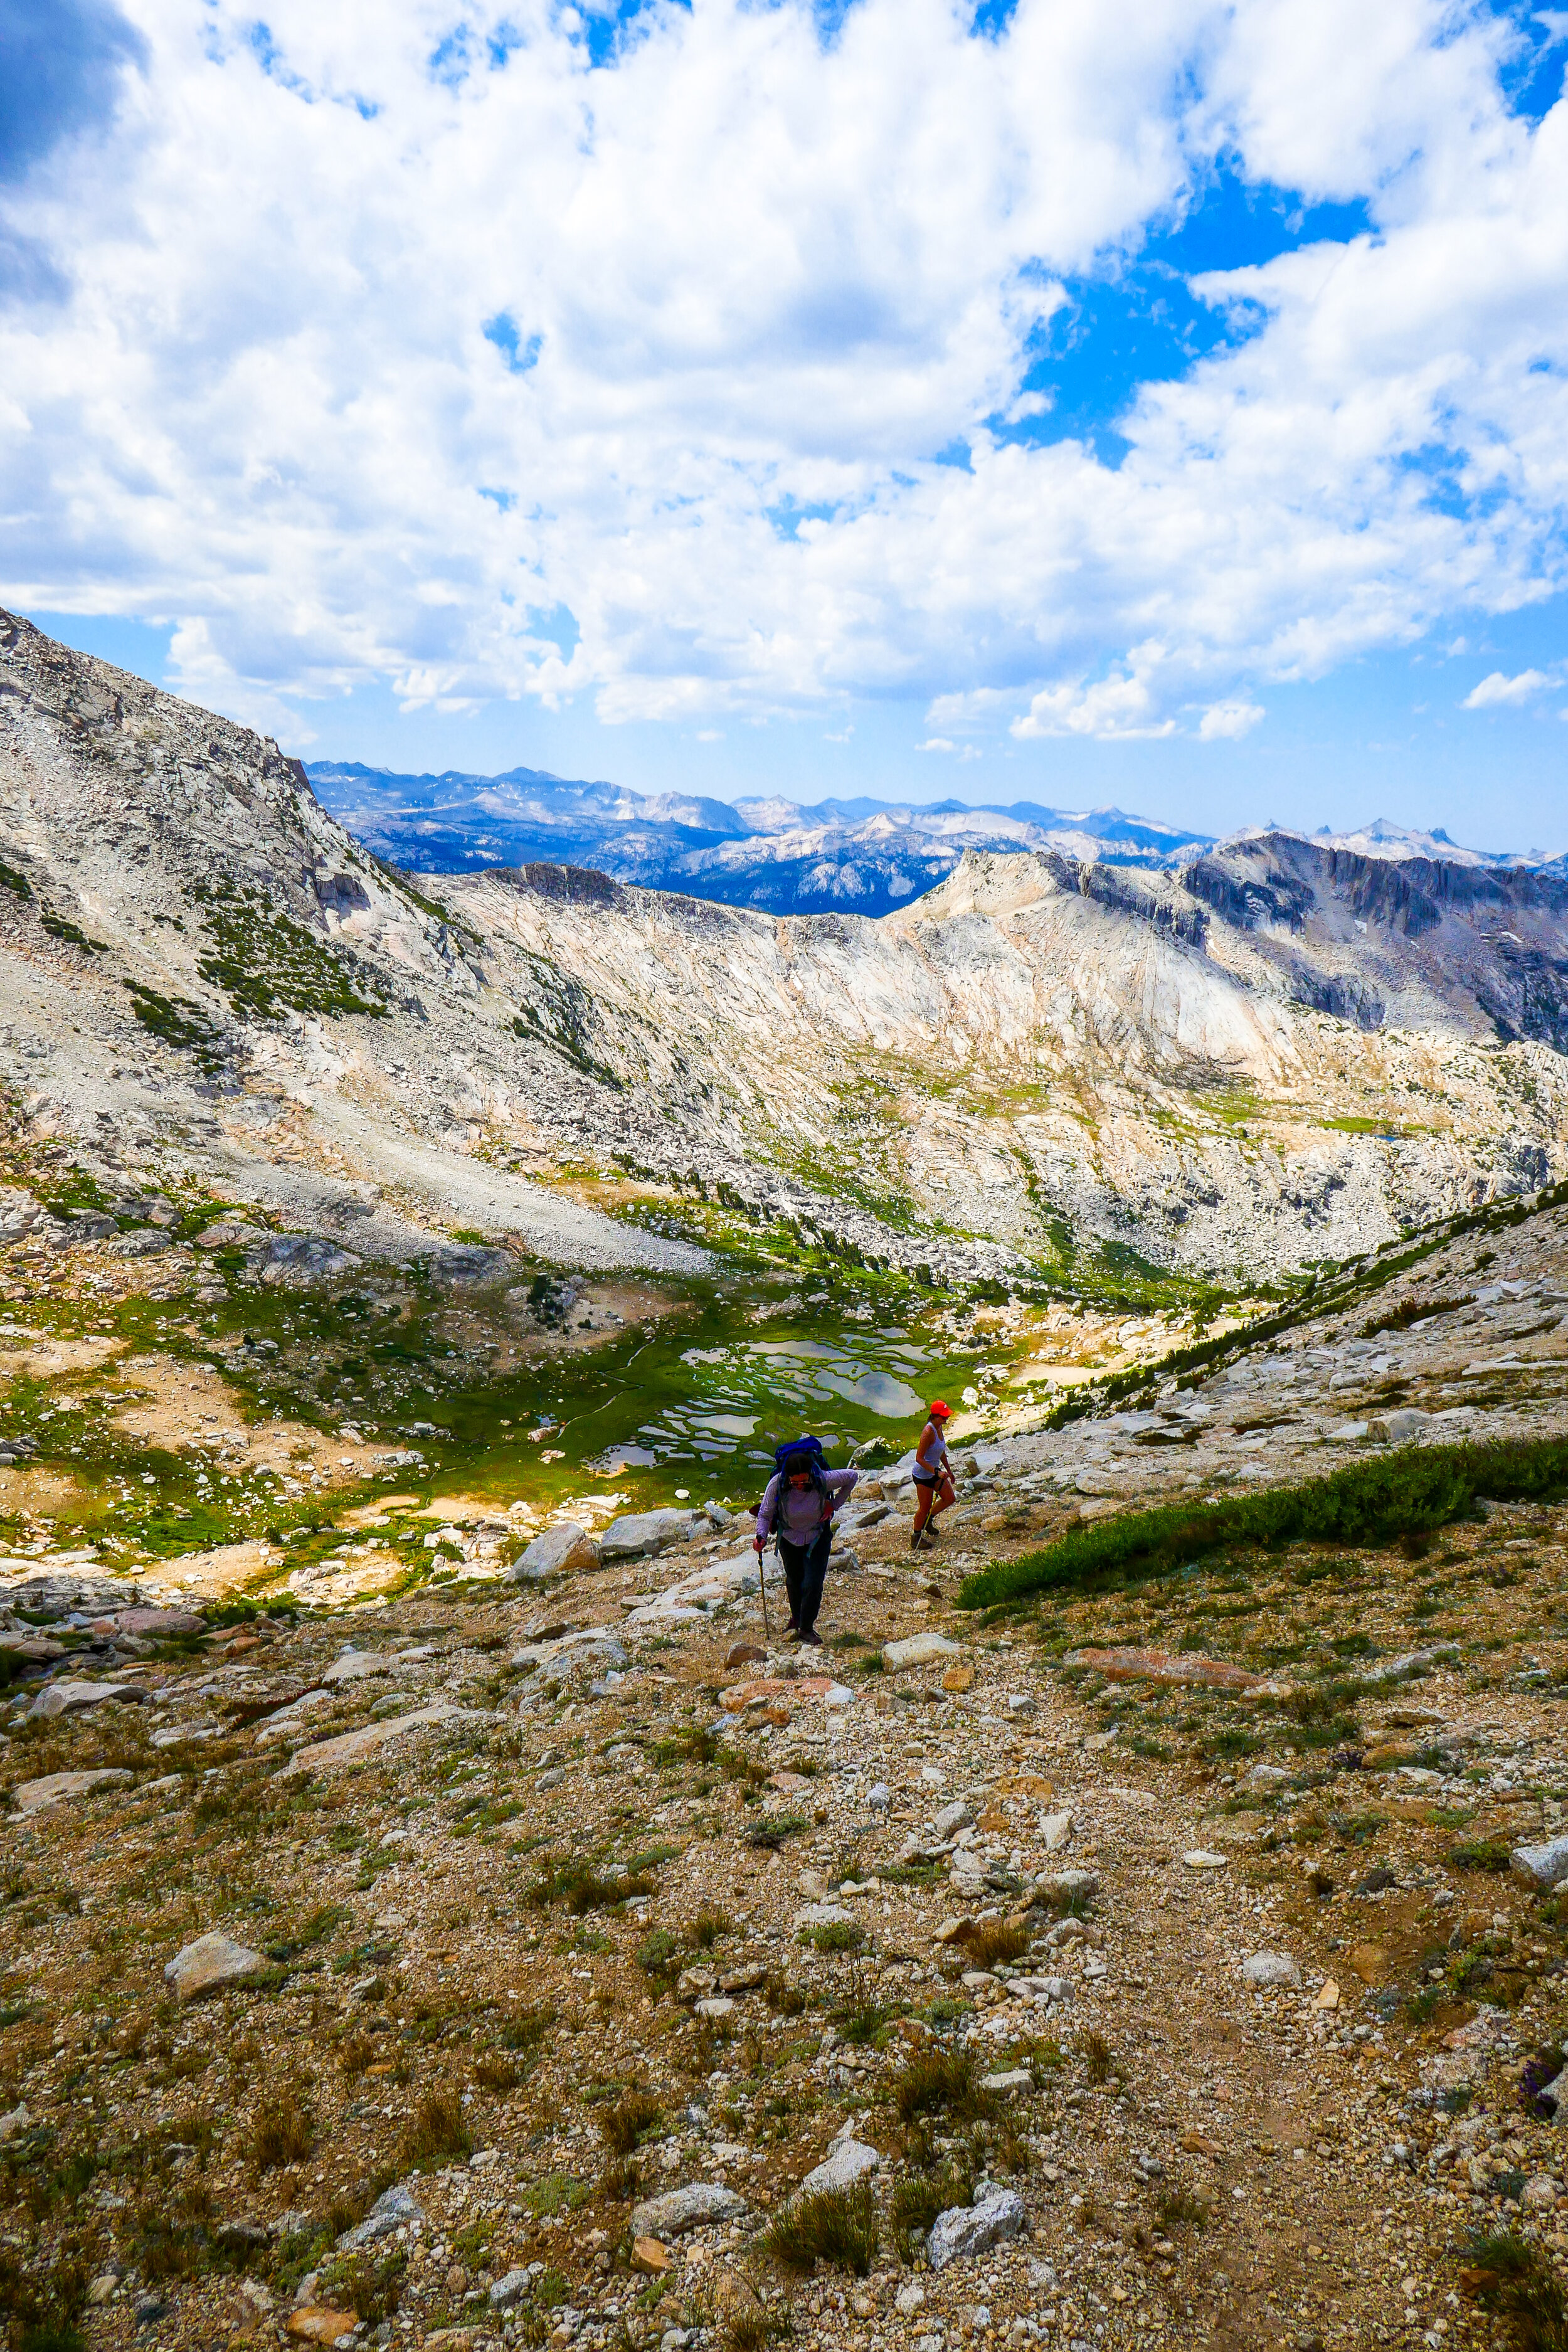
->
[6, 0, 1568, 852]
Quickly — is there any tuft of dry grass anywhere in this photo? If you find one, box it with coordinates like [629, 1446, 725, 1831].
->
[687, 1908, 732, 1949]
[339, 2032, 375, 2079]
[1082, 2030, 1114, 2087]
[401, 2087, 472, 2169]
[252, 2090, 314, 2172]
[956, 1920, 1029, 1969]
[598, 2089, 664, 2159]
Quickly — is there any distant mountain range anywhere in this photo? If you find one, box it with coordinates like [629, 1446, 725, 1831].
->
[305, 760, 1561, 918]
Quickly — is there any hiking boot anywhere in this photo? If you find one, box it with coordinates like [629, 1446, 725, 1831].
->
[798, 1628, 823, 1648]
[909, 1527, 925, 1550]
[783, 1623, 802, 1641]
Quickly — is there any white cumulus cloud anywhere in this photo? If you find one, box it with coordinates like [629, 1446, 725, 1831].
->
[1462, 667, 1560, 707]
[0, 0, 1565, 749]
[1198, 699, 1266, 739]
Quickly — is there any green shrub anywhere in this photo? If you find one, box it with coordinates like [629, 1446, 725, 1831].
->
[958, 1436, 1568, 1611]
[1450, 1840, 1514, 1873]
[893, 2048, 991, 2124]
[1461, 2229, 1568, 2350]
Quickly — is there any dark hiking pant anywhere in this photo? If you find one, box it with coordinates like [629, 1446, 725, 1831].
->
[778, 1524, 832, 1636]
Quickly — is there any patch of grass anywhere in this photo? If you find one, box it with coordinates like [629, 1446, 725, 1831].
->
[747, 1813, 809, 1851]
[401, 2089, 472, 2169]
[893, 2047, 992, 2125]
[1083, 2030, 1114, 2087]
[762, 2183, 879, 2277]
[889, 2167, 973, 2246]
[1451, 1839, 1515, 1873]
[252, 2091, 314, 2171]
[801, 1919, 864, 1954]
[472, 2052, 523, 2092]
[1461, 2228, 1568, 2350]
[637, 1929, 682, 1978]
[499, 2006, 554, 2052]
[958, 1436, 1568, 1610]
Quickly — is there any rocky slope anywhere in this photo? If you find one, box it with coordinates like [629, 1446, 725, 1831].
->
[3, 608, 1567, 1296]
[6, 1185, 1568, 2352]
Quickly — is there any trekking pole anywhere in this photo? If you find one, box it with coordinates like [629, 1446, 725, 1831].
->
[758, 1537, 772, 1645]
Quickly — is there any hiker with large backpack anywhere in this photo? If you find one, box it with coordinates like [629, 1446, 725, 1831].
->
[752, 1438, 859, 1648]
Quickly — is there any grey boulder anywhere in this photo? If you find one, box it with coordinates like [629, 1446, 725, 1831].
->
[883, 1631, 961, 1671]
[512, 1522, 599, 1581]
[928, 2183, 1026, 2270]
[29, 1679, 143, 1720]
[489, 2270, 531, 2311]
[1513, 1835, 1568, 1891]
[337, 2184, 426, 2251]
[599, 1510, 699, 1562]
[630, 2183, 745, 2238]
[799, 2141, 879, 2196]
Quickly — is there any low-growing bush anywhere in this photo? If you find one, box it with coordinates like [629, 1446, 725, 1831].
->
[958, 1435, 1568, 1611]
[598, 2089, 663, 2159]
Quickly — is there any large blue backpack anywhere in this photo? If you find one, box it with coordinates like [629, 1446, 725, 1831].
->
[767, 1436, 829, 1532]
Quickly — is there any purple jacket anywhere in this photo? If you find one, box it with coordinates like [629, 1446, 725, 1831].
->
[756, 1465, 858, 1544]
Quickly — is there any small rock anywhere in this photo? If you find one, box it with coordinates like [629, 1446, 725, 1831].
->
[87, 2273, 120, 2306]
[0, 2104, 30, 2142]
[489, 2270, 532, 2310]
[1523, 2175, 1559, 2212]
[1007, 1693, 1036, 1715]
[884, 1631, 961, 1671]
[928, 2183, 1026, 2270]
[867, 1783, 891, 1812]
[1182, 1850, 1227, 1871]
[931, 1801, 975, 1841]
[1242, 1952, 1301, 1990]
[793, 1902, 859, 1932]
[164, 1931, 268, 2001]
[694, 1996, 735, 2020]
[1040, 1810, 1073, 1852]
[896, 2284, 926, 2316]
[725, 1642, 767, 1671]
[287, 2314, 359, 2346]
[114, 1606, 206, 1637]
[632, 2239, 672, 2275]
[941, 1664, 975, 1693]
[321, 1648, 392, 1686]
[799, 2140, 879, 2195]
[1038, 1867, 1099, 1904]
[981, 2070, 1034, 2097]
[630, 2183, 745, 2238]
[513, 1522, 598, 1581]
[1315, 1979, 1341, 2010]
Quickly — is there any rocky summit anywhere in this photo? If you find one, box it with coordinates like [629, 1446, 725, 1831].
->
[6, 608, 1568, 2352]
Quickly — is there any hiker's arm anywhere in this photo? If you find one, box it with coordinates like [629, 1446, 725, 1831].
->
[824, 1468, 858, 1512]
[754, 1476, 778, 1552]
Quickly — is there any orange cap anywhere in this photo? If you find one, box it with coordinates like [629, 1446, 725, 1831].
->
[929, 1399, 951, 1419]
